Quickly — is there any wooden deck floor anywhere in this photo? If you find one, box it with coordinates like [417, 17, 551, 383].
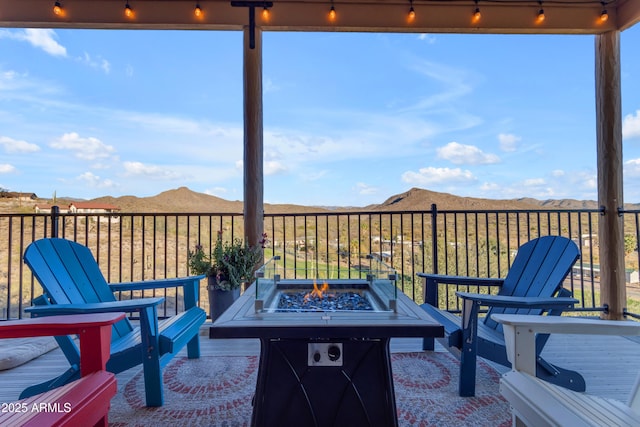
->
[1, 322, 639, 406]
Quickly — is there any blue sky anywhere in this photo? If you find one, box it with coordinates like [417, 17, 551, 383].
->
[1, 26, 640, 206]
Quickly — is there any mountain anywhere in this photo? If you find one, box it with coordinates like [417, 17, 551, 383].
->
[91, 187, 332, 214]
[518, 198, 640, 211]
[365, 188, 542, 212]
[87, 187, 567, 213]
[6, 186, 638, 214]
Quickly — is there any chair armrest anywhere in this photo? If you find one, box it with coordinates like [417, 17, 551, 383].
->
[109, 275, 205, 292]
[0, 313, 125, 375]
[25, 297, 165, 316]
[456, 292, 577, 309]
[492, 314, 640, 375]
[0, 313, 125, 338]
[109, 275, 204, 309]
[417, 273, 505, 287]
[418, 273, 504, 307]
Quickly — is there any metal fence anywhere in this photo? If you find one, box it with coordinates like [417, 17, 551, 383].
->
[1, 205, 639, 320]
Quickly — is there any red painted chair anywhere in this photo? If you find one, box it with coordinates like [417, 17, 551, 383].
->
[0, 313, 124, 427]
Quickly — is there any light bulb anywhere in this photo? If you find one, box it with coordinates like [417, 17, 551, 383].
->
[125, 3, 134, 18]
[408, 7, 415, 22]
[536, 8, 545, 23]
[194, 4, 203, 17]
[472, 8, 481, 23]
[329, 5, 336, 21]
[53, 1, 63, 16]
[262, 7, 270, 21]
[600, 9, 608, 22]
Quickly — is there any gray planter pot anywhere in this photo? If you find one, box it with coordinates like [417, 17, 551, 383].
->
[207, 276, 240, 321]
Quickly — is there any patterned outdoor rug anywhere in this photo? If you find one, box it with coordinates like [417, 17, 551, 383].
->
[109, 352, 510, 427]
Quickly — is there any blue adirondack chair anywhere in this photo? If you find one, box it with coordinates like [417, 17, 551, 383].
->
[21, 237, 207, 407]
[419, 235, 582, 397]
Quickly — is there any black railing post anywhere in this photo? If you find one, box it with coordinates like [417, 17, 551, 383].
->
[51, 205, 60, 238]
[431, 203, 438, 275]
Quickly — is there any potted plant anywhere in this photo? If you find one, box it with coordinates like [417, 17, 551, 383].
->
[188, 233, 266, 320]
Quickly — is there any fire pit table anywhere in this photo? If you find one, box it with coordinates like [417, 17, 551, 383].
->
[209, 255, 443, 427]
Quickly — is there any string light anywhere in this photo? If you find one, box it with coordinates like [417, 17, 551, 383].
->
[37, 0, 615, 26]
[53, 1, 63, 16]
[408, 0, 415, 22]
[472, 1, 481, 24]
[124, 2, 134, 18]
[600, 2, 608, 22]
[536, 1, 545, 23]
[328, 2, 336, 22]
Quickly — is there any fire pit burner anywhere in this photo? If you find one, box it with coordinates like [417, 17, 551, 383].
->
[257, 278, 395, 313]
[277, 290, 374, 312]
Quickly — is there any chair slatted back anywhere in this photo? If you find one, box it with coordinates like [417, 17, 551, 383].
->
[24, 238, 134, 340]
[484, 236, 580, 331]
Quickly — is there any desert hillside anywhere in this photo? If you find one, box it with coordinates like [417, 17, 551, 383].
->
[2, 186, 639, 214]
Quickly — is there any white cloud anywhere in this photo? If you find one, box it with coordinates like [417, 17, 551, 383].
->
[623, 110, 640, 139]
[0, 136, 40, 153]
[264, 160, 288, 175]
[77, 52, 111, 74]
[437, 141, 500, 165]
[263, 77, 279, 93]
[0, 29, 66, 57]
[571, 171, 596, 190]
[0, 164, 16, 174]
[0, 70, 20, 90]
[354, 182, 378, 195]
[579, 173, 597, 190]
[480, 182, 500, 191]
[417, 34, 436, 44]
[401, 166, 475, 185]
[76, 172, 116, 189]
[205, 187, 228, 197]
[498, 133, 521, 152]
[551, 169, 565, 177]
[404, 60, 473, 111]
[625, 158, 640, 177]
[300, 170, 328, 181]
[50, 132, 115, 161]
[523, 178, 546, 186]
[122, 161, 184, 180]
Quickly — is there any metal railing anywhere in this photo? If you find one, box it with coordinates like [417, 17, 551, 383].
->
[1, 204, 639, 320]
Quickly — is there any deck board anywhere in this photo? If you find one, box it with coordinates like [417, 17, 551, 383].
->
[1, 322, 639, 405]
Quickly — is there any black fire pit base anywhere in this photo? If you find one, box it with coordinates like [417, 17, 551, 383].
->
[252, 338, 396, 427]
[209, 283, 443, 427]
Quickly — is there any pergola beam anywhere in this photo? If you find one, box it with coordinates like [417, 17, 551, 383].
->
[618, 0, 640, 31]
[0, 0, 629, 34]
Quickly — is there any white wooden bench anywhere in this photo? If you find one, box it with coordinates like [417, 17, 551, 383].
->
[492, 314, 640, 427]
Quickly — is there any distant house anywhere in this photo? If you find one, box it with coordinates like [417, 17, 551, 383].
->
[35, 202, 121, 223]
[34, 204, 68, 214]
[69, 202, 121, 223]
[572, 263, 639, 284]
[68, 202, 120, 214]
[5, 192, 38, 201]
[581, 233, 598, 248]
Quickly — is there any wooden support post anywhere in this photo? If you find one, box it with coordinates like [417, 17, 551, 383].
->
[595, 31, 625, 320]
[243, 25, 264, 248]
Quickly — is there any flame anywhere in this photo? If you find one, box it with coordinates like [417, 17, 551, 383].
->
[304, 280, 330, 302]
